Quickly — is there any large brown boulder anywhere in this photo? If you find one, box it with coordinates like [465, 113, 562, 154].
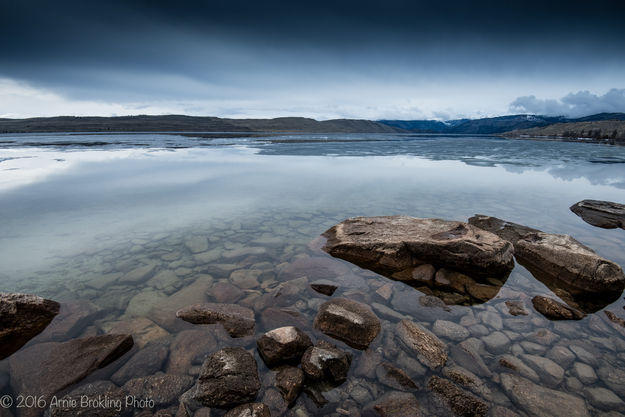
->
[9, 334, 133, 417]
[570, 200, 625, 230]
[194, 347, 261, 409]
[0, 292, 60, 359]
[469, 214, 625, 295]
[322, 216, 514, 279]
[313, 298, 381, 350]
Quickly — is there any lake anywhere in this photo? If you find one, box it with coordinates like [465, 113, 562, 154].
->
[1, 132, 625, 416]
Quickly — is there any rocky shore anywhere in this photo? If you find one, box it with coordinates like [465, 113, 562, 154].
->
[1, 204, 625, 417]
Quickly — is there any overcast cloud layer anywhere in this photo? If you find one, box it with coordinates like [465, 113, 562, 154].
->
[1, 0, 624, 120]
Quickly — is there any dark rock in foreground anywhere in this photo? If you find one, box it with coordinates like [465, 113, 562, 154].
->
[256, 326, 312, 366]
[0, 292, 60, 359]
[468, 214, 625, 295]
[194, 347, 261, 409]
[176, 303, 255, 337]
[301, 340, 352, 384]
[9, 334, 133, 417]
[531, 296, 585, 320]
[313, 297, 381, 350]
[48, 381, 131, 417]
[224, 403, 271, 417]
[322, 216, 514, 279]
[570, 199, 625, 229]
[428, 376, 488, 417]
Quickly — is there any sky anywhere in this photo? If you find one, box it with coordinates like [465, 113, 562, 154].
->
[1, 0, 624, 120]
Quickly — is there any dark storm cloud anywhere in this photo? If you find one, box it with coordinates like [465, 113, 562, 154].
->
[510, 89, 625, 117]
[1, 0, 624, 117]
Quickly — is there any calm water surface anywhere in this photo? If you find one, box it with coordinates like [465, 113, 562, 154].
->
[1, 133, 625, 416]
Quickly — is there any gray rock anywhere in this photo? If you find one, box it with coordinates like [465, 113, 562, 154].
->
[0, 292, 60, 359]
[497, 355, 539, 382]
[185, 236, 209, 253]
[500, 373, 590, 417]
[573, 362, 597, 385]
[570, 199, 625, 230]
[9, 334, 133, 417]
[223, 403, 271, 417]
[313, 298, 381, 350]
[481, 331, 510, 354]
[450, 339, 491, 377]
[256, 326, 312, 366]
[432, 320, 470, 341]
[597, 366, 625, 398]
[373, 392, 422, 417]
[531, 296, 585, 320]
[546, 345, 576, 369]
[322, 216, 514, 279]
[520, 354, 564, 387]
[194, 347, 261, 409]
[122, 374, 194, 407]
[36, 300, 103, 342]
[442, 366, 492, 400]
[49, 381, 130, 417]
[584, 387, 625, 410]
[396, 319, 448, 369]
[301, 340, 352, 384]
[477, 311, 503, 330]
[427, 376, 488, 417]
[176, 303, 255, 337]
[375, 362, 419, 391]
[569, 345, 598, 366]
[111, 341, 169, 385]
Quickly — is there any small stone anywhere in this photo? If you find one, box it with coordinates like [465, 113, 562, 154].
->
[397, 319, 448, 369]
[497, 355, 539, 382]
[166, 329, 217, 374]
[111, 341, 169, 385]
[176, 303, 255, 337]
[301, 340, 352, 384]
[122, 374, 194, 407]
[477, 311, 503, 330]
[546, 345, 575, 369]
[481, 331, 510, 354]
[450, 339, 490, 377]
[531, 296, 585, 320]
[432, 320, 470, 342]
[376, 362, 418, 391]
[105, 317, 169, 348]
[373, 392, 422, 417]
[521, 354, 564, 387]
[376, 283, 394, 301]
[428, 376, 488, 417]
[573, 362, 597, 385]
[275, 366, 305, 405]
[230, 269, 262, 289]
[597, 366, 625, 398]
[585, 387, 625, 410]
[224, 403, 271, 417]
[313, 298, 381, 349]
[310, 279, 338, 296]
[209, 281, 244, 303]
[185, 236, 209, 254]
[256, 326, 312, 366]
[505, 300, 528, 316]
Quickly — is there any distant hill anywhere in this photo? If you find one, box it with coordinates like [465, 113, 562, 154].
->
[503, 120, 625, 145]
[0, 115, 402, 134]
[379, 113, 625, 134]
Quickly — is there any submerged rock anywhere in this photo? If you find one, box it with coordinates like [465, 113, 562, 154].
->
[223, 403, 271, 417]
[48, 381, 130, 417]
[570, 199, 625, 230]
[469, 214, 625, 295]
[111, 340, 169, 385]
[531, 296, 585, 320]
[500, 373, 590, 417]
[427, 376, 488, 417]
[0, 292, 60, 359]
[9, 334, 133, 417]
[396, 319, 448, 369]
[313, 298, 381, 349]
[376, 362, 419, 391]
[122, 374, 194, 407]
[301, 340, 352, 384]
[275, 366, 305, 405]
[194, 347, 261, 409]
[176, 303, 255, 337]
[256, 326, 312, 366]
[373, 392, 422, 417]
[310, 279, 338, 296]
[322, 216, 514, 279]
